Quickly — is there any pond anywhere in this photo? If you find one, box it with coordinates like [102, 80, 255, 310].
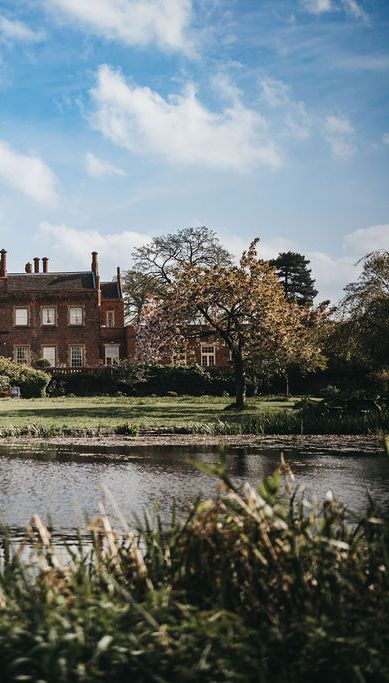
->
[0, 440, 388, 540]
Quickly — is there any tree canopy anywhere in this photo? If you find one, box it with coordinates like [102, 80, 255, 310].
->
[269, 251, 318, 306]
[137, 240, 325, 408]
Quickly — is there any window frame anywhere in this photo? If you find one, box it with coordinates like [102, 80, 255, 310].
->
[41, 306, 57, 326]
[14, 306, 29, 327]
[14, 345, 30, 365]
[106, 310, 115, 328]
[69, 345, 85, 368]
[104, 344, 120, 366]
[42, 345, 57, 367]
[68, 306, 84, 326]
[200, 343, 216, 367]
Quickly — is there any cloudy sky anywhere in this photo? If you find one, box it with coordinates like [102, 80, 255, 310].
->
[0, 0, 388, 301]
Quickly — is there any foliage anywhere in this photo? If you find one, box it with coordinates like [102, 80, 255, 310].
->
[269, 250, 318, 305]
[337, 250, 389, 370]
[0, 467, 388, 682]
[137, 240, 326, 409]
[35, 357, 52, 369]
[132, 225, 233, 284]
[123, 269, 166, 324]
[0, 356, 50, 398]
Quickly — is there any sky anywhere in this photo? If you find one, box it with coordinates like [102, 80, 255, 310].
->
[0, 0, 388, 302]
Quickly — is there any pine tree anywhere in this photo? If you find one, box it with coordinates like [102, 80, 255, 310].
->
[269, 251, 318, 305]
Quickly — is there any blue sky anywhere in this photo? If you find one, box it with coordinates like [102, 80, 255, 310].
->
[0, 0, 388, 301]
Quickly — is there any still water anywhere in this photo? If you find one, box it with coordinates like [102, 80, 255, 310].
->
[0, 441, 388, 538]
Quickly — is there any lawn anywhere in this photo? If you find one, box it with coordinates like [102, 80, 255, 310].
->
[0, 395, 296, 429]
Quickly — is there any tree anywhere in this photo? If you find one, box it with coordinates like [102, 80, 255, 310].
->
[269, 252, 318, 306]
[133, 226, 233, 284]
[123, 270, 165, 324]
[337, 250, 389, 371]
[136, 240, 325, 409]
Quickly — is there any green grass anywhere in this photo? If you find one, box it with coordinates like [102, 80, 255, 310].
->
[0, 395, 297, 430]
[0, 466, 388, 682]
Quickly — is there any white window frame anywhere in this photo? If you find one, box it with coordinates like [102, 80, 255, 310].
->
[14, 345, 30, 365]
[42, 346, 56, 367]
[172, 351, 187, 367]
[104, 345, 120, 366]
[15, 307, 29, 326]
[70, 345, 84, 368]
[68, 307, 83, 326]
[106, 310, 115, 328]
[42, 307, 56, 326]
[201, 344, 216, 367]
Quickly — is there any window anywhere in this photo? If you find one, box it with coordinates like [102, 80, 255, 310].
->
[172, 351, 187, 367]
[15, 307, 28, 326]
[15, 346, 29, 364]
[42, 346, 56, 367]
[106, 311, 115, 328]
[70, 346, 84, 367]
[69, 307, 83, 325]
[42, 307, 56, 325]
[105, 345, 119, 366]
[201, 344, 215, 367]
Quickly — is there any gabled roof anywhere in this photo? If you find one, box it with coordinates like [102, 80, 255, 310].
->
[7, 272, 95, 291]
[101, 281, 121, 300]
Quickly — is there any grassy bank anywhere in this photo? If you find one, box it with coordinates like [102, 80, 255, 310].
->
[0, 466, 388, 682]
[0, 396, 387, 436]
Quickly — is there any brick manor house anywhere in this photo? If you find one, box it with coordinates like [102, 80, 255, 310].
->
[0, 249, 229, 370]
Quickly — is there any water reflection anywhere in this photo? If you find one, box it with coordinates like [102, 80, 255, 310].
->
[0, 441, 387, 541]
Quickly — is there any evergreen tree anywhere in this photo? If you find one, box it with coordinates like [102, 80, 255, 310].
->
[269, 251, 318, 305]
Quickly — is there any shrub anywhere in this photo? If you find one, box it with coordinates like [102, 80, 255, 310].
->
[0, 466, 388, 681]
[0, 356, 50, 398]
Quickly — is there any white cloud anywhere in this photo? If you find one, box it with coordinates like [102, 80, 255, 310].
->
[85, 151, 126, 178]
[48, 0, 194, 54]
[0, 15, 46, 42]
[259, 77, 311, 140]
[38, 222, 150, 277]
[90, 65, 282, 172]
[343, 224, 389, 255]
[0, 140, 57, 204]
[383, 133, 389, 146]
[322, 114, 355, 158]
[301, 0, 333, 14]
[341, 0, 369, 23]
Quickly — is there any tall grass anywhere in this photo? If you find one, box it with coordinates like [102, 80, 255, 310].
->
[0, 462, 388, 682]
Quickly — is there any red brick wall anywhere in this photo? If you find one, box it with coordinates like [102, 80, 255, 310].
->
[100, 300, 124, 328]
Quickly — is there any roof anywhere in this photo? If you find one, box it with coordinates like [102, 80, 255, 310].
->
[101, 282, 121, 300]
[7, 272, 95, 291]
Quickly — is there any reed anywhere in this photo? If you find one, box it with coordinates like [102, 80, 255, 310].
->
[0, 461, 388, 682]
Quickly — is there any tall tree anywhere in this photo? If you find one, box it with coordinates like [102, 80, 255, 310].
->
[137, 240, 325, 409]
[269, 252, 318, 306]
[132, 226, 233, 284]
[337, 250, 389, 370]
[123, 270, 165, 324]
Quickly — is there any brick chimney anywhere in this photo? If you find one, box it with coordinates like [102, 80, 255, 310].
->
[117, 266, 123, 297]
[91, 251, 99, 276]
[33, 257, 40, 273]
[42, 257, 49, 273]
[25, 262, 32, 273]
[0, 250, 7, 278]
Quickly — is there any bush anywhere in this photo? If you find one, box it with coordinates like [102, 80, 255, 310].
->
[0, 466, 388, 681]
[0, 356, 50, 398]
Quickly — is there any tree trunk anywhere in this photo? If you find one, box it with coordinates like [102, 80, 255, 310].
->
[234, 353, 246, 410]
[285, 373, 290, 398]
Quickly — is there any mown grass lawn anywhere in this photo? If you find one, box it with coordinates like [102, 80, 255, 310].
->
[0, 395, 297, 429]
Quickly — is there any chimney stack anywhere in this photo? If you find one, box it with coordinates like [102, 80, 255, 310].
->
[91, 251, 99, 276]
[42, 257, 49, 273]
[117, 266, 123, 297]
[33, 257, 40, 273]
[0, 250, 7, 278]
[25, 262, 32, 273]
